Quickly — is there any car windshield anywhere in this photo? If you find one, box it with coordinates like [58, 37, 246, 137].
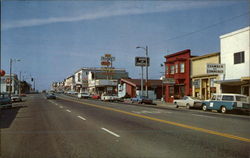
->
[1, 1, 249, 158]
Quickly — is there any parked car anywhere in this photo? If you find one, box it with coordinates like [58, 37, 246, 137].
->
[20, 93, 27, 97]
[173, 96, 202, 109]
[78, 92, 90, 99]
[11, 95, 23, 102]
[66, 91, 78, 95]
[201, 93, 250, 113]
[46, 93, 56, 99]
[0, 93, 12, 108]
[131, 96, 153, 104]
[101, 94, 119, 101]
[91, 94, 100, 99]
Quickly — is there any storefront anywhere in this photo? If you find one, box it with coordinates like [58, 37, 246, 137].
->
[164, 49, 192, 102]
[191, 52, 221, 100]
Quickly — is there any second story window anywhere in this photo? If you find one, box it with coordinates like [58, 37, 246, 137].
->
[180, 63, 185, 73]
[170, 65, 175, 74]
[78, 73, 81, 82]
[234, 51, 244, 64]
[166, 66, 169, 74]
[175, 64, 178, 73]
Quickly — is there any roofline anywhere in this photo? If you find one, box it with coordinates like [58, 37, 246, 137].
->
[74, 67, 127, 74]
[220, 26, 250, 39]
[191, 52, 220, 61]
[164, 49, 190, 58]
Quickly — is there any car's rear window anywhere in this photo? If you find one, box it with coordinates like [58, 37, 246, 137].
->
[222, 95, 234, 101]
[236, 96, 247, 102]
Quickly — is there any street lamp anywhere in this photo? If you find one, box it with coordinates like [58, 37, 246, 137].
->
[136, 46, 149, 97]
[9, 58, 21, 96]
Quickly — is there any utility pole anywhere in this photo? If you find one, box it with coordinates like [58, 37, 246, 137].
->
[145, 46, 148, 98]
[136, 46, 149, 98]
[141, 66, 144, 97]
[9, 59, 12, 96]
[19, 71, 22, 95]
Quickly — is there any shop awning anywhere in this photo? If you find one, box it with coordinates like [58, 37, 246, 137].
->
[214, 79, 248, 86]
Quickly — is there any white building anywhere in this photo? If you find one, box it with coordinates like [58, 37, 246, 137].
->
[74, 67, 129, 94]
[64, 75, 75, 92]
[218, 26, 250, 96]
[0, 74, 19, 94]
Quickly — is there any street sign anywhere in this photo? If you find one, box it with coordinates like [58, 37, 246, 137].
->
[101, 61, 111, 66]
[135, 57, 150, 66]
[101, 56, 115, 62]
[206, 63, 225, 74]
[162, 78, 175, 84]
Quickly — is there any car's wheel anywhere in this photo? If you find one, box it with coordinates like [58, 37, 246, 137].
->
[202, 104, 207, 111]
[174, 102, 179, 108]
[220, 106, 227, 114]
[186, 103, 190, 109]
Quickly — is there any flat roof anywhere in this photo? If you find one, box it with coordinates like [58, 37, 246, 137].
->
[191, 52, 220, 61]
[220, 26, 250, 39]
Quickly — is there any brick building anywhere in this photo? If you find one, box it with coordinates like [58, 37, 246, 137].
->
[164, 49, 192, 102]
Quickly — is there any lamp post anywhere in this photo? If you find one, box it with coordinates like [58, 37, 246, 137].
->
[9, 58, 21, 96]
[136, 46, 149, 97]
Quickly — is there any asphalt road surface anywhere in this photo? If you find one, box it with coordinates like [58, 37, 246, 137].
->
[1, 94, 249, 158]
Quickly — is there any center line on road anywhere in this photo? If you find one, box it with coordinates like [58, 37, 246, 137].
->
[101, 128, 120, 138]
[192, 114, 215, 118]
[77, 116, 86, 120]
[58, 96, 250, 143]
[66, 109, 71, 112]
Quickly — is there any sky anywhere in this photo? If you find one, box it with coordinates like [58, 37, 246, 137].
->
[1, 0, 250, 90]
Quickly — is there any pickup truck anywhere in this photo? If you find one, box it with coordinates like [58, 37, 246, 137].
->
[0, 93, 12, 109]
[201, 93, 250, 113]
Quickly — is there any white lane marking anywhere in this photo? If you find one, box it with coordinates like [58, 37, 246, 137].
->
[66, 109, 71, 112]
[192, 114, 215, 118]
[60, 106, 63, 108]
[101, 128, 120, 138]
[77, 116, 86, 120]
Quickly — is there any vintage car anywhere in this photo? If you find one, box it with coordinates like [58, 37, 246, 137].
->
[173, 96, 202, 109]
[0, 93, 12, 108]
[101, 94, 119, 102]
[11, 94, 23, 102]
[131, 96, 153, 104]
[46, 93, 56, 99]
[77, 92, 91, 99]
[201, 93, 250, 113]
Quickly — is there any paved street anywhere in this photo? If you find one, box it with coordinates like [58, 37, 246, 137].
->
[1, 94, 250, 158]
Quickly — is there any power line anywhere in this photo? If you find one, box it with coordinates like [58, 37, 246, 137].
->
[164, 11, 250, 41]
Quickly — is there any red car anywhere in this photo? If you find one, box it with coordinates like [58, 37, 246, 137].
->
[91, 94, 100, 99]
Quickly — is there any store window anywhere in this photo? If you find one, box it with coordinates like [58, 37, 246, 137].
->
[175, 64, 178, 73]
[180, 63, 185, 73]
[170, 65, 175, 74]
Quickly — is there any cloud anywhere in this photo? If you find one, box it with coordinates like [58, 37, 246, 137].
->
[2, 1, 230, 30]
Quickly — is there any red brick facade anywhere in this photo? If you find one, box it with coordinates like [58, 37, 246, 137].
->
[164, 49, 192, 102]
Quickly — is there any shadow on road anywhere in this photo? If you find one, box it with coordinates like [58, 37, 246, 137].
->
[0, 105, 27, 129]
